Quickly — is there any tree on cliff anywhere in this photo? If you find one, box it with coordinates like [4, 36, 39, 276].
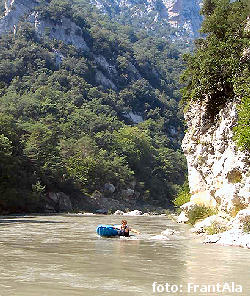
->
[181, 0, 249, 118]
[180, 0, 249, 151]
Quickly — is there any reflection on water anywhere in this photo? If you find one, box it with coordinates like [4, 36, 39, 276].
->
[0, 215, 249, 296]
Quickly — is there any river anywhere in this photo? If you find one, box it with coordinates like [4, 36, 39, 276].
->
[0, 214, 249, 296]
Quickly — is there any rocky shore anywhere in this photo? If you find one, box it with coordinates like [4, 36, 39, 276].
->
[40, 189, 167, 216]
[177, 206, 250, 249]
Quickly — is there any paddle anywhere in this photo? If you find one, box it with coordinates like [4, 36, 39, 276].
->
[130, 228, 141, 234]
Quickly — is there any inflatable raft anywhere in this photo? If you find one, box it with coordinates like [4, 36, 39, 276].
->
[96, 224, 119, 237]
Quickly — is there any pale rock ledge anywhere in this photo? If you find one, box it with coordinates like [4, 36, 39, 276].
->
[182, 100, 250, 213]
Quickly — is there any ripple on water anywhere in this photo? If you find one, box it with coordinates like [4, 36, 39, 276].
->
[0, 215, 249, 296]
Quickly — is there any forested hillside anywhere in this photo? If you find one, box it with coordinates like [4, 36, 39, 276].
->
[0, 0, 187, 213]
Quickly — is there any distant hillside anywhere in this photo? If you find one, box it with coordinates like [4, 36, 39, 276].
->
[0, 0, 186, 213]
[90, 0, 203, 43]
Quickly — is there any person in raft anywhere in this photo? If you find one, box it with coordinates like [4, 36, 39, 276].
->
[116, 220, 140, 237]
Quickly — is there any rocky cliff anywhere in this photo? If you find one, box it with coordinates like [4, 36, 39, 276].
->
[1, 0, 203, 41]
[91, 0, 203, 40]
[181, 13, 250, 215]
[0, 0, 38, 34]
[0, 0, 89, 50]
[182, 100, 249, 213]
[180, 98, 250, 248]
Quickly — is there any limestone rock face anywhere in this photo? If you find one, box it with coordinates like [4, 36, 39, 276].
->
[28, 13, 89, 52]
[0, 0, 89, 51]
[0, 0, 38, 35]
[91, 0, 203, 40]
[182, 100, 250, 213]
[0, 0, 147, 91]
[161, 0, 202, 38]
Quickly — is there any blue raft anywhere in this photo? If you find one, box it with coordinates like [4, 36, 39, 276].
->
[96, 224, 119, 237]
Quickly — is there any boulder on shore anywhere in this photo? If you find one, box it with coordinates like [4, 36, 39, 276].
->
[161, 229, 180, 236]
[204, 229, 250, 249]
[180, 201, 196, 212]
[124, 210, 142, 216]
[104, 183, 116, 194]
[121, 189, 134, 199]
[191, 214, 229, 234]
[114, 210, 124, 215]
[227, 208, 250, 229]
[45, 192, 72, 212]
[57, 192, 73, 212]
[177, 211, 189, 223]
[96, 209, 108, 214]
[203, 208, 250, 248]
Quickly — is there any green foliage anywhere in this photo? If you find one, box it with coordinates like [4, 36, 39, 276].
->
[187, 205, 217, 225]
[0, 113, 43, 213]
[233, 96, 250, 151]
[201, 0, 217, 17]
[39, 0, 73, 23]
[0, 0, 187, 213]
[205, 221, 227, 235]
[181, 0, 250, 119]
[113, 126, 152, 169]
[173, 180, 190, 207]
[243, 216, 250, 233]
[0, 134, 12, 158]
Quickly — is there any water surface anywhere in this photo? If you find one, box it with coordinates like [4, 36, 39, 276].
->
[0, 214, 249, 296]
